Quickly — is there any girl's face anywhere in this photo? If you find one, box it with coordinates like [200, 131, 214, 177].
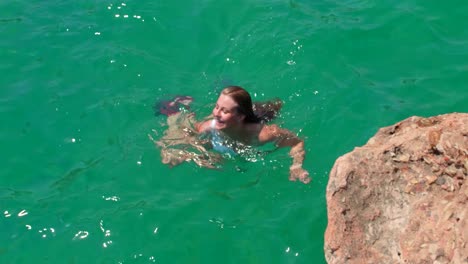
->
[212, 94, 245, 130]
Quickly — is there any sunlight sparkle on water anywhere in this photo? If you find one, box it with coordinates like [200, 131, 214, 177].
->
[286, 39, 302, 65]
[73, 230, 89, 240]
[103, 195, 120, 202]
[109, 2, 143, 21]
[225, 57, 236, 63]
[38, 227, 56, 238]
[103, 240, 113, 248]
[285, 246, 300, 257]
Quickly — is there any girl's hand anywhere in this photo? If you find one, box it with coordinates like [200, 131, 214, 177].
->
[289, 166, 311, 184]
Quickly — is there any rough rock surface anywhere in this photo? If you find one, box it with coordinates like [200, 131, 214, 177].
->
[325, 113, 467, 264]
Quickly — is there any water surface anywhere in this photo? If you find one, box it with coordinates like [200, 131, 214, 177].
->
[1, 0, 467, 263]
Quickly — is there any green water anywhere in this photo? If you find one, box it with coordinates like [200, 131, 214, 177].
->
[1, 0, 467, 263]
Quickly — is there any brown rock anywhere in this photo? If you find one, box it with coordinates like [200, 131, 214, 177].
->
[445, 164, 458, 176]
[325, 113, 468, 264]
[425, 175, 438, 185]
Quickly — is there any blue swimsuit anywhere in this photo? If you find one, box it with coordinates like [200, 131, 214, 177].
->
[210, 120, 237, 156]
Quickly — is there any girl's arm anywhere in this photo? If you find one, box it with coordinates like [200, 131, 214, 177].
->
[259, 125, 310, 184]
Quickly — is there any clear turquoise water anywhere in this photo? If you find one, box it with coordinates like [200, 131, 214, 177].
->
[1, 1, 467, 263]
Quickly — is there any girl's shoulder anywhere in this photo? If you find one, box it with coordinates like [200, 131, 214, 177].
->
[253, 123, 277, 143]
[195, 119, 213, 133]
[257, 124, 284, 143]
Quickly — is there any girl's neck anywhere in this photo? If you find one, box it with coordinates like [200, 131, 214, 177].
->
[222, 124, 246, 141]
[221, 122, 260, 144]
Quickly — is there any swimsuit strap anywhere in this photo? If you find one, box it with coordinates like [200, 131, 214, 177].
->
[209, 120, 236, 156]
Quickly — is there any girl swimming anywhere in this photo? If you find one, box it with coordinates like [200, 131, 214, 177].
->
[155, 86, 310, 184]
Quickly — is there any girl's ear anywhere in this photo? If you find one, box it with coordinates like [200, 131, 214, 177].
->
[236, 113, 246, 122]
[234, 107, 245, 122]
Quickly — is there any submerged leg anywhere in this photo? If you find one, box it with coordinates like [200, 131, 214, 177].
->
[160, 148, 222, 169]
[161, 148, 189, 167]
